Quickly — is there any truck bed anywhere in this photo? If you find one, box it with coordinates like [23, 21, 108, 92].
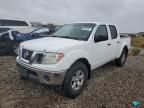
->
[120, 34, 130, 39]
[120, 34, 131, 49]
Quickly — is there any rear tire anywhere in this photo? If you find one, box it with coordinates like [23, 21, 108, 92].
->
[115, 49, 128, 67]
[62, 61, 88, 98]
[21, 76, 27, 80]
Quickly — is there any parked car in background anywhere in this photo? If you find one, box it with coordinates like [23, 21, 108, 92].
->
[120, 33, 130, 38]
[0, 28, 12, 54]
[0, 19, 31, 28]
[16, 22, 131, 98]
[127, 33, 137, 37]
[0, 27, 50, 55]
[0, 19, 32, 55]
[23, 28, 50, 38]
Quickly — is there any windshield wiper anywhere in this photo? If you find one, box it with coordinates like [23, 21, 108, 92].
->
[51, 35, 82, 40]
[59, 36, 82, 40]
[50, 35, 59, 37]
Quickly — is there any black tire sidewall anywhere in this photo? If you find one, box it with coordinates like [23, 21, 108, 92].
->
[21, 75, 27, 80]
[116, 49, 128, 67]
[63, 61, 88, 98]
[120, 49, 127, 65]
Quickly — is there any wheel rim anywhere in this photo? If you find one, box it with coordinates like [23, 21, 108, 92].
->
[71, 70, 84, 91]
[121, 53, 126, 64]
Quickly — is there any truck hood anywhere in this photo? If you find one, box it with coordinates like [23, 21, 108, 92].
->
[21, 37, 85, 52]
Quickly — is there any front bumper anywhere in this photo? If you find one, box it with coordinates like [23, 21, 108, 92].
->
[17, 60, 66, 85]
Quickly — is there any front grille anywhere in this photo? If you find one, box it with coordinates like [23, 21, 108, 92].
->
[22, 49, 33, 61]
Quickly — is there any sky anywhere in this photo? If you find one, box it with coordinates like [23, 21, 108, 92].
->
[0, 0, 144, 33]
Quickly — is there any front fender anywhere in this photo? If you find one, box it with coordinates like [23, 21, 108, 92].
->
[29, 49, 91, 72]
[63, 49, 91, 69]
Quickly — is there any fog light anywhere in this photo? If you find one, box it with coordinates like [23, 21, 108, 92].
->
[44, 75, 50, 81]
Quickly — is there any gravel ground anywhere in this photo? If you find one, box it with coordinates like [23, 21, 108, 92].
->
[0, 55, 144, 108]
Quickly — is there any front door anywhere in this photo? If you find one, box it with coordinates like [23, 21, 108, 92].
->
[93, 25, 113, 68]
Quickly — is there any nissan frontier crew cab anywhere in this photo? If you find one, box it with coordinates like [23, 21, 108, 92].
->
[16, 22, 131, 98]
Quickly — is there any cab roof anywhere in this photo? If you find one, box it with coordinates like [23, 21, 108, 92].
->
[70, 22, 116, 26]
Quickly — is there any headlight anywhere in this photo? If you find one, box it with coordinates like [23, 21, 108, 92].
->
[41, 53, 64, 64]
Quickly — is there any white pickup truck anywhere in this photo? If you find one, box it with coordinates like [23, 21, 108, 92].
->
[16, 22, 131, 98]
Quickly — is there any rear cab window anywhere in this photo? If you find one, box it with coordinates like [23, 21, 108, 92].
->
[109, 25, 118, 39]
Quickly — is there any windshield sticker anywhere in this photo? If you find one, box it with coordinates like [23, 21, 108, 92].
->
[81, 28, 92, 31]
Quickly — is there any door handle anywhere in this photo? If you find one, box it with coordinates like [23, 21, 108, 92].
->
[107, 43, 111, 46]
[117, 41, 120, 43]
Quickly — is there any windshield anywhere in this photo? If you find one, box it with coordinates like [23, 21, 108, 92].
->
[52, 23, 95, 41]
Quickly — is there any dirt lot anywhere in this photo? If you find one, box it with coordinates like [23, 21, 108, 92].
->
[0, 55, 144, 108]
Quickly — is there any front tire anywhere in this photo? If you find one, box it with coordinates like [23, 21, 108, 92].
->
[21, 75, 27, 80]
[115, 49, 128, 67]
[63, 61, 88, 98]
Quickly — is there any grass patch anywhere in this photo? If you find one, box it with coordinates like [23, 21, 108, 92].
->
[130, 48, 141, 56]
[131, 36, 144, 48]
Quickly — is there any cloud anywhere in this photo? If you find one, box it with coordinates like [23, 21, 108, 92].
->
[0, 0, 144, 32]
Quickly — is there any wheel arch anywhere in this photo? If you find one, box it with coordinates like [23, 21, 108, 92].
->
[70, 58, 91, 80]
[117, 45, 129, 58]
[123, 45, 128, 52]
[123, 45, 129, 56]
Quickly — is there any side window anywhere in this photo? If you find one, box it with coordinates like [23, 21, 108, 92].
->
[1, 20, 16, 26]
[1, 20, 28, 26]
[109, 25, 118, 39]
[94, 25, 108, 42]
[14, 21, 28, 26]
[0, 28, 10, 33]
[1, 33, 10, 41]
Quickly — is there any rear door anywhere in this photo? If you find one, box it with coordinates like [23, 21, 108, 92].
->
[108, 25, 120, 58]
[93, 25, 113, 67]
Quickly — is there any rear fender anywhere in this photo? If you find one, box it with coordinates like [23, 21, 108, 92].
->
[117, 44, 128, 58]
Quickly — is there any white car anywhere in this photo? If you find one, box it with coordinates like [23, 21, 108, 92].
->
[16, 22, 131, 98]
